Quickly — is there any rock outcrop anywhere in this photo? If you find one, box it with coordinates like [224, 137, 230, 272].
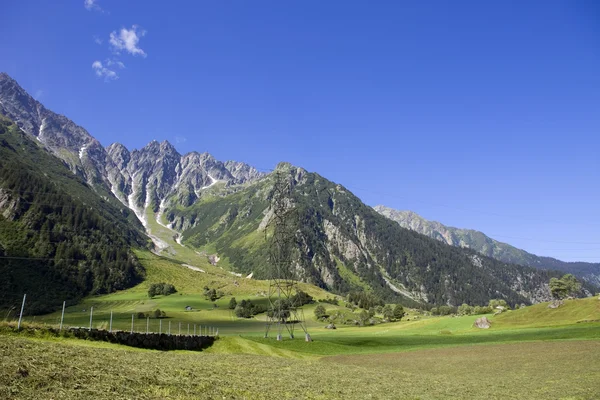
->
[473, 317, 492, 329]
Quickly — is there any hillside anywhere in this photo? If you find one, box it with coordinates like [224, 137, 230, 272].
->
[0, 73, 573, 309]
[0, 117, 147, 313]
[163, 164, 564, 307]
[375, 206, 600, 286]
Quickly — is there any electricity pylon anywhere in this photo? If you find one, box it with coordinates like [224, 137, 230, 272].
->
[264, 171, 311, 342]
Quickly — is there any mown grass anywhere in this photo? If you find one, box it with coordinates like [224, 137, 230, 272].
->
[5, 290, 600, 399]
[2, 334, 599, 399]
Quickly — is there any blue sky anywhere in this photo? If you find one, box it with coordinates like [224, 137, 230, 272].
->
[1, 1, 599, 262]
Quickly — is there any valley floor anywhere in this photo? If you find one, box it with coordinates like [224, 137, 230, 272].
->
[5, 250, 600, 399]
[1, 334, 599, 399]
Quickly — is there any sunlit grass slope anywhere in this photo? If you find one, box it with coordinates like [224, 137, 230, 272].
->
[33, 250, 336, 334]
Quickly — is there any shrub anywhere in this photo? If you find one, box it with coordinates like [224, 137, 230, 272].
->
[488, 299, 509, 310]
[358, 310, 370, 325]
[148, 282, 177, 298]
[473, 306, 492, 315]
[234, 305, 251, 318]
[234, 299, 266, 318]
[291, 290, 314, 306]
[437, 305, 454, 316]
[203, 287, 223, 302]
[458, 303, 473, 316]
[392, 305, 405, 321]
[314, 304, 327, 319]
[228, 297, 237, 310]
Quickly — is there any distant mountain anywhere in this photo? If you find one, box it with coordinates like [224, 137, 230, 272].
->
[0, 72, 585, 308]
[374, 206, 600, 286]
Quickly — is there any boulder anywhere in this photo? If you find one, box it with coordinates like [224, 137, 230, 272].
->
[473, 316, 491, 329]
[325, 323, 336, 330]
[548, 300, 564, 309]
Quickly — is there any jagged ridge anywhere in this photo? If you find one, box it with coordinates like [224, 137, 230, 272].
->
[374, 206, 600, 286]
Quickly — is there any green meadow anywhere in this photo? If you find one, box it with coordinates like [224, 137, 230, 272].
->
[4, 244, 600, 399]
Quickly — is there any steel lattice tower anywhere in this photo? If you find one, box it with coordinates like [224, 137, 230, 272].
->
[264, 171, 311, 342]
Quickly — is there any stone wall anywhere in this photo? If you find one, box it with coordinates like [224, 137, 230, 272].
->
[69, 328, 216, 351]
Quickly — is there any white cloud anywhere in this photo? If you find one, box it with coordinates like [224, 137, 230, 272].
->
[93, 35, 103, 45]
[175, 136, 187, 144]
[84, 0, 103, 12]
[92, 60, 118, 82]
[106, 59, 126, 69]
[34, 90, 44, 100]
[109, 25, 147, 57]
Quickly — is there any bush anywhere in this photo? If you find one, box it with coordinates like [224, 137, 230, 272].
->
[228, 297, 237, 310]
[314, 304, 327, 319]
[203, 287, 224, 302]
[148, 282, 177, 298]
[473, 306, 492, 315]
[234, 299, 266, 318]
[234, 305, 251, 318]
[458, 303, 473, 316]
[392, 305, 405, 321]
[437, 305, 454, 316]
[383, 304, 394, 321]
[488, 299, 510, 310]
[291, 290, 314, 306]
[358, 310, 371, 326]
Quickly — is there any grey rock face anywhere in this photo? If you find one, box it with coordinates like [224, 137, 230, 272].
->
[0, 72, 265, 236]
[0, 73, 107, 185]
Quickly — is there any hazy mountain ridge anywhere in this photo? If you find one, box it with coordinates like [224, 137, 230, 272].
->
[374, 206, 600, 286]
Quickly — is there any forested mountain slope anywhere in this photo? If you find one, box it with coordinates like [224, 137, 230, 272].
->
[0, 117, 147, 313]
[374, 206, 600, 286]
[165, 164, 566, 307]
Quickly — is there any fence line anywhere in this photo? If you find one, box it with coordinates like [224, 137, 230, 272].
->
[9, 294, 220, 338]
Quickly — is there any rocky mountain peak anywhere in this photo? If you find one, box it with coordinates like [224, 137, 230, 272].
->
[0, 73, 268, 247]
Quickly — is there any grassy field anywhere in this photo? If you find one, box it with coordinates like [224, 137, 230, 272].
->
[7, 217, 600, 399]
[1, 331, 599, 399]
[29, 249, 337, 335]
[5, 288, 600, 399]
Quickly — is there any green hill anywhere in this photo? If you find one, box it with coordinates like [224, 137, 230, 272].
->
[164, 165, 565, 308]
[0, 117, 148, 313]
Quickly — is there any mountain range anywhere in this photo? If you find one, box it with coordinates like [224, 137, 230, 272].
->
[0, 72, 595, 311]
[374, 206, 600, 286]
